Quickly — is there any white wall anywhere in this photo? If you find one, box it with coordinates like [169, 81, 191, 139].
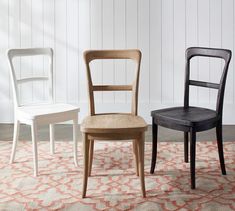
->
[0, 0, 234, 124]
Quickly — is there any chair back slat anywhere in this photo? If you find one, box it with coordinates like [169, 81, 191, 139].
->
[186, 47, 231, 61]
[84, 49, 141, 63]
[184, 47, 232, 117]
[17, 77, 49, 84]
[189, 80, 220, 89]
[84, 49, 141, 115]
[7, 48, 53, 107]
[92, 85, 133, 92]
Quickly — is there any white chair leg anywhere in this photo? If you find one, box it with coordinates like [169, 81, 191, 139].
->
[10, 120, 20, 164]
[49, 124, 55, 154]
[31, 121, 38, 177]
[73, 117, 78, 167]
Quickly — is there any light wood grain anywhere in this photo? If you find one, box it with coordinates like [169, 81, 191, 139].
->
[82, 134, 89, 198]
[88, 139, 94, 176]
[83, 49, 141, 115]
[81, 114, 147, 134]
[132, 140, 139, 176]
[92, 85, 132, 91]
[137, 133, 146, 197]
[81, 49, 147, 198]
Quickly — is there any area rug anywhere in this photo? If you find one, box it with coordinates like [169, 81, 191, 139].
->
[0, 140, 235, 210]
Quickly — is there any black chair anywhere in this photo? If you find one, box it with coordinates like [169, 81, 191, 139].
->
[150, 47, 232, 189]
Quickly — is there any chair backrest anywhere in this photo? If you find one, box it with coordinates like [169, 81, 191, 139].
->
[83, 49, 142, 115]
[184, 47, 232, 118]
[7, 48, 53, 107]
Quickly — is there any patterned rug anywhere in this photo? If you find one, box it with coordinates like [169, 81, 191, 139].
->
[0, 140, 235, 210]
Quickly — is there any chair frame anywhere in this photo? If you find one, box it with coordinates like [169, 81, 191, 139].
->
[82, 49, 147, 197]
[150, 47, 232, 189]
[7, 48, 79, 176]
[8, 48, 54, 107]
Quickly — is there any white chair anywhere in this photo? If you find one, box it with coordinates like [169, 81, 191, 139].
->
[7, 48, 79, 176]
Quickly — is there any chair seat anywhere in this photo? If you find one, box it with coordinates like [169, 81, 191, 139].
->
[151, 106, 218, 131]
[16, 103, 79, 123]
[81, 114, 147, 134]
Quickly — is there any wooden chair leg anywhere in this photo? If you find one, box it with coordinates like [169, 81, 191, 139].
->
[82, 134, 90, 198]
[190, 129, 196, 189]
[132, 139, 139, 176]
[216, 123, 226, 175]
[31, 121, 38, 177]
[10, 120, 20, 164]
[73, 118, 78, 167]
[150, 119, 158, 174]
[88, 140, 94, 176]
[137, 133, 146, 197]
[49, 124, 55, 155]
[184, 132, 189, 163]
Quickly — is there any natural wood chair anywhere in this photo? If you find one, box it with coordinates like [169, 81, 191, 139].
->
[7, 48, 79, 176]
[150, 47, 232, 189]
[81, 49, 147, 198]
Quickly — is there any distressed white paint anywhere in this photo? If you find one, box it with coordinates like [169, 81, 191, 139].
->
[0, 0, 235, 124]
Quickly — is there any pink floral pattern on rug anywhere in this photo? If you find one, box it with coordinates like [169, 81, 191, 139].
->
[0, 140, 235, 210]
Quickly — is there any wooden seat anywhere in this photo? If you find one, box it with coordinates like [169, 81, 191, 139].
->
[150, 47, 232, 189]
[7, 48, 79, 176]
[81, 49, 147, 198]
[151, 107, 217, 131]
[17, 103, 78, 122]
[81, 114, 146, 134]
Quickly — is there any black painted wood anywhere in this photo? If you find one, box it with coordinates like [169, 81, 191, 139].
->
[189, 80, 220, 89]
[184, 132, 188, 163]
[150, 47, 232, 189]
[150, 118, 158, 174]
[216, 122, 226, 175]
[190, 128, 196, 189]
[151, 107, 218, 132]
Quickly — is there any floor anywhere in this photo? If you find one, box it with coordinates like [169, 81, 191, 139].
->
[0, 124, 235, 142]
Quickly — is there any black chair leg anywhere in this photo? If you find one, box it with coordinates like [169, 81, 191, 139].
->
[184, 132, 189, 163]
[190, 129, 196, 189]
[216, 123, 226, 175]
[150, 119, 158, 174]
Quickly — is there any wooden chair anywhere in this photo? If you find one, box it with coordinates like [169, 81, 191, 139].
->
[150, 47, 232, 189]
[7, 48, 80, 176]
[81, 49, 147, 198]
